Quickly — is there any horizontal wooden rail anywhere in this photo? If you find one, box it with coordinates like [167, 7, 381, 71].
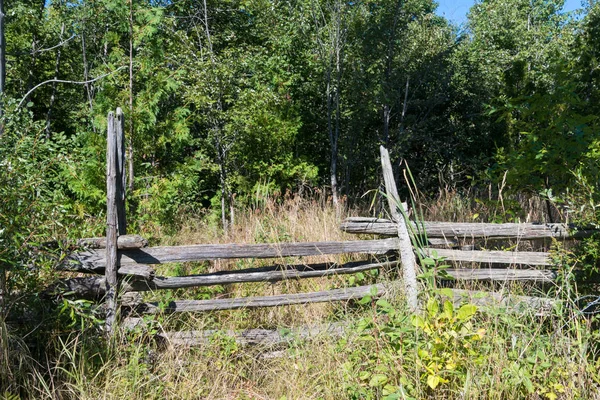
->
[451, 289, 556, 316]
[57, 260, 396, 298]
[443, 268, 557, 283]
[126, 282, 556, 316]
[128, 283, 387, 314]
[421, 248, 551, 266]
[158, 323, 347, 347]
[341, 217, 593, 240]
[63, 238, 399, 271]
[77, 234, 147, 250]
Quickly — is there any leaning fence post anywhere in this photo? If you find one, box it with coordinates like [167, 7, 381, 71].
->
[105, 111, 119, 336]
[116, 107, 127, 235]
[380, 145, 420, 312]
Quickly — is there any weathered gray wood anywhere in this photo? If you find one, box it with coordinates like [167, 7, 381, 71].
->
[115, 107, 127, 235]
[129, 283, 387, 314]
[442, 268, 558, 282]
[341, 217, 594, 240]
[56, 262, 156, 278]
[105, 111, 119, 336]
[158, 323, 347, 347]
[380, 146, 419, 312]
[77, 234, 148, 250]
[421, 248, 551, 266]
[65, 238, 400, 270]
[426, 238, 460, 248]
[118, 265, 155, 280]
[55, 260, 395, 297]
[451, 289, 557, 316]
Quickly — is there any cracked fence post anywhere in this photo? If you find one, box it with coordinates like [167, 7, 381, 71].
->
[105, 111, 119, 336]
[380, 145, 420, 312]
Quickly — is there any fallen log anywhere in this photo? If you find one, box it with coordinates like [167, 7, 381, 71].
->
[128, 283, 387, 314]
[341, 217, 594, 240]
[64, 238, 400, 271]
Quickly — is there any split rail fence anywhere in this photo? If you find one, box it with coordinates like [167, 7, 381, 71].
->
[55, 110, 594, 341]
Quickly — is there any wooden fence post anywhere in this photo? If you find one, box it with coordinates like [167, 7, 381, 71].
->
[380, 145, 420, 312]
[116, 107, 127, 235]
[105, 111, 119, 335]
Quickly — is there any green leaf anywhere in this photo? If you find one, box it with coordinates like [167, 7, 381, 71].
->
[427, 298, 439, 317]
[427, 374, 440, 390]
[411, 315, 426, 329]
[438, 288, 454, 298]
[369, 374, 389, 387]
[376, 299, 392, 310]
[456, 304, 477, 321]
[443, 300, 454, 319]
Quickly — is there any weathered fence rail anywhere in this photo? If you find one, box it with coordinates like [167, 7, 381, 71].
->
[340, 217, 593, 240]
[65, 238, 399, 270]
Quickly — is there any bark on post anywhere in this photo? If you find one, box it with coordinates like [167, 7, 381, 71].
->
[105, 112, 119, 336]
[380, 145, 419, 312]
[116, 108, 127, 235]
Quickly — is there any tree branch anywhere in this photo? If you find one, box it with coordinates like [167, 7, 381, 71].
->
[17, 66, 127, 109]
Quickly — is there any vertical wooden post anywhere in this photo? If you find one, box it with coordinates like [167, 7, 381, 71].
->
[116, 107, 127, 235]
[380, 145, 419, 312]
[105, 112, 119, 335]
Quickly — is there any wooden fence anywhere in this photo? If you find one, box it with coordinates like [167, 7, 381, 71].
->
[54, 110, 594, 341]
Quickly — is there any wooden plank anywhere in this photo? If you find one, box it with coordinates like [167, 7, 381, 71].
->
[115, 107, 127, 235]
[55, 261, 395, 298]
[129, 283, 387, 314]
[340, 218, 594, 240]
[77, 234, 148, 250]
[421, 248, 551, 266]
[380, 145, 419, 312]
[443, 268, 557, 283]
[451, 289, 557, 316]
[105, 111, 119, 336]
[118, 265, 155, 280]
[158, 323, 346, 347]
[64, 238, 400, 270]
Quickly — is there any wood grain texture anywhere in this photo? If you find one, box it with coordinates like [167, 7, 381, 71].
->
[129, 283, 387, 314]
[341, 217, 593, 240]
[77, 234, 148, 250]
[443, 268, 557, 282]
[115, 107, 127, 235]
[65, 238, 400, 270]
[421, 248, 551, 266]
[105, 111, 119, 335]
[54, 260, 396, 298]
[451, 289, 557, 316]
[380, 145, 419, 312]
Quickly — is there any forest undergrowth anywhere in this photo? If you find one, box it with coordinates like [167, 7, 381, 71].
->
[2, 191, 600, 400]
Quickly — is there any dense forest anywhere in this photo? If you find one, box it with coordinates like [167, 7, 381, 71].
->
[2, 0, 598, 230]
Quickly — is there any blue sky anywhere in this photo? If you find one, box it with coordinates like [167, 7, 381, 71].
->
[435, 0, 585, 25]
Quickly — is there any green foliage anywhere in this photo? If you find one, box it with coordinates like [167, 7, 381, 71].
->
[411, 298, 483, 391]
[341, 294, 484, 399]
